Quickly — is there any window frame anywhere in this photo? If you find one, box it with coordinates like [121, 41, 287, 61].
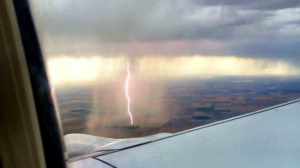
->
[12, 0, 66, 167]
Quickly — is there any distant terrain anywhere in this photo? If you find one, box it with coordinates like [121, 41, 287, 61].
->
[55, 76, 300, 138]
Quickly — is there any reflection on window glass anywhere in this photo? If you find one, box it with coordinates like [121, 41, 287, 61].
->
[29, 0, 300, 139]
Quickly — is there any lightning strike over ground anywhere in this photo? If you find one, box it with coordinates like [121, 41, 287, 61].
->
[125, 62, 134, 126]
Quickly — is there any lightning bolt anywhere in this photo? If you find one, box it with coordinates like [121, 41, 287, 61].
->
[125, 62, 134, 126]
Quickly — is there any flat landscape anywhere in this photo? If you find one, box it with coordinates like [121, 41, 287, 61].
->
[55, 76, 300, 138]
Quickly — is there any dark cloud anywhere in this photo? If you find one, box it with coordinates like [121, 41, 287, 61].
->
[35, 0, 271, 42]
[230, 38, 300, 59]
[195, 0, 300, 10]
[31, 0, 300, 60]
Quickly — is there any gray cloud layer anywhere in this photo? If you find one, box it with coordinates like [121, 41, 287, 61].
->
[197, 0, 300, 10]
[31, 0, 300, 61]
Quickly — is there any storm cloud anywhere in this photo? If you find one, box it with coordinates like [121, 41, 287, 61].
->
[30, 0, 300, 61]
[196, 0, 300, 10]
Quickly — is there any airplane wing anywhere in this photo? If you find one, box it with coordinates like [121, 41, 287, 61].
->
[65, 133, 172, 158]
[67, 99, 300, 168]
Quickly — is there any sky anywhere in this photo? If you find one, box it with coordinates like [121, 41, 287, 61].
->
[28, 0, 300, 85]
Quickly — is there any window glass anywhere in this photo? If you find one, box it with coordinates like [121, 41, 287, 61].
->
[28, 0, 300, 139]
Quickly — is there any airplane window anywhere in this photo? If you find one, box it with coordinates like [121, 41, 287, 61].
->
[27, 0, 300, 159]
